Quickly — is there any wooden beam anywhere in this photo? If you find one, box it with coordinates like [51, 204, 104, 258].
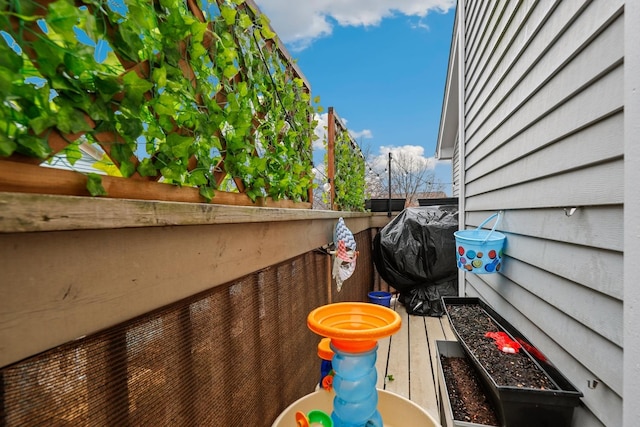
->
[0, 212, 380, 368]
[0, 161, 311, 209]
[327, 107, 336, 210]
[0, 192, 377, 233]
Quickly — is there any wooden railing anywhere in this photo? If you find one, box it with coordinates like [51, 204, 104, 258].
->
[0, 0, 317, 208]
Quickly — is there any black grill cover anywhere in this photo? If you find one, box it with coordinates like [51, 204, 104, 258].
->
[373, 206, 459, 316]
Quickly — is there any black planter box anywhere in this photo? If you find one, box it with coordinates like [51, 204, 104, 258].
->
[365, 198, 405, 212]
[418, 197, 458, 207]
[436, 340, 499, 427]
[442, 297, 583, 427]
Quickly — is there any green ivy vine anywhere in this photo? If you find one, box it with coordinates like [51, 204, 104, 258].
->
[0, 0, 321, 202]
[332, 129, 365, 211]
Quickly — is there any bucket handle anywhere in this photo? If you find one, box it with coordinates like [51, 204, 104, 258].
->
[476, 212, 502, 243]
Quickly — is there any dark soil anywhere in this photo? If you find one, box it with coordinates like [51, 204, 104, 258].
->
[446, 304, 556, 389]
[441, 355, 499, 425]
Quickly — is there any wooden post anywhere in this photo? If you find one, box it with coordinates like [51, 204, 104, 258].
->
[327, 107, 336, 210]
[326, 253, 333, 304]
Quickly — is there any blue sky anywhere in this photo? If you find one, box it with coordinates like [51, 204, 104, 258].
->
[254, 0, 457, 195]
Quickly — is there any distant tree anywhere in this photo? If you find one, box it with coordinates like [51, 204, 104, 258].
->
[389, 151, 445, 206]
[361, 144, 387, 199]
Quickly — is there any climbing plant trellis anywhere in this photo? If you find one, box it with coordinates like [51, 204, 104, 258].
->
[325, 107, 366, 211]
[0, 0, 321, 207]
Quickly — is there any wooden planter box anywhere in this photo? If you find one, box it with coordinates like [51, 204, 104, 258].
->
[365, 198, 405, 212]
[442, 297, 583, 427]
[436, 340, 499, 427]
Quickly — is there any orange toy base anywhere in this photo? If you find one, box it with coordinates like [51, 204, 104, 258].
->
[307, 302, 401, 352]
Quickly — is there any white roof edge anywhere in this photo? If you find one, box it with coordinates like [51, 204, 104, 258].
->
[436, 11, 460, 161]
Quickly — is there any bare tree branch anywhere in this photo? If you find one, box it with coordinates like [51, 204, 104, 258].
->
[389, 151, 444, 206]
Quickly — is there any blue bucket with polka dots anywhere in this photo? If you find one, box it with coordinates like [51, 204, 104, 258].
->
[454, 212, 506, 274]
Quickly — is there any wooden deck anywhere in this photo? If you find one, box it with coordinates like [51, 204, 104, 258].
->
[375, 295, 458, 424]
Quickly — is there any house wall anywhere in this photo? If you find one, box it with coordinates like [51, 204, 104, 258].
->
[452, 136, 460, 197]
[458, 1, 624, 426]
[623, 1, 640, 425]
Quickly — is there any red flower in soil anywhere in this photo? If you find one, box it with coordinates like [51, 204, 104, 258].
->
[485, 331, 521, 353]
[322, 372, 334, 391]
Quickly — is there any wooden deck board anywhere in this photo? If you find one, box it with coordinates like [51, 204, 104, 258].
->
[384, 299, 410, 398]
[408, 314, 440, 420]
[375, 335, 391, 389]
[375, 299, 458, 425]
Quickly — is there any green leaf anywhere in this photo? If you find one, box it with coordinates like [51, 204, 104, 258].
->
[86, 173, 107, 196]
[237, 81, 248, 97]
[259, 15, 275, 39]
[167, 133, 193, 159]
[62, 143, 82, 165]
[64, 52, 94, 77]
[117, 117, 143, 140]
[189, 169, 208, 185]
[47, 0, 81, 41]
[191, 41, 207, 59]
[159, 0, 178, 9]
[238, 14, 253, 30]
[223, 64, 238, 79]
[137, 158, 158, 177]
[0, 42, 23, 73]
[152, 67, 167, 89]
[16, 134, 52, 158]
[199, 185, 214, 202]
[153, 93, 177, 115]
[0, 134, 17, 157]
[0, 68, 13, 97]
[190, 21, 207, 43]
[119, 158, 136, 178]
[56, 106, 92, 134]
[220, 6, 237, 25]
[160, 163, 183, 181]
[94, 75, 122, 102]
[123, 71, 154, 103]
[29, 114, 57, 135]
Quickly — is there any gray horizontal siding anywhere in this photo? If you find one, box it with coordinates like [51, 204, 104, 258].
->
[452, 139, 460, 197]
[460, 0, 625, 425]
[464, 0, 513, 94]
[465, 0, 529, 101]
[468, 207, 623, 252]
[467, 17, 624, 165]
[465, 159, 623, 210]
[466, 0, 623, 153]
[465, 111, 623, 192]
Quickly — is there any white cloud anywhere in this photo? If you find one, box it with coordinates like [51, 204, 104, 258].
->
[350, 129, 373, 140]
[313, 113, 373, 150]
[254, 0, 456, 50]
[313, 113, 328, 150]
[370, 144, 438, 172]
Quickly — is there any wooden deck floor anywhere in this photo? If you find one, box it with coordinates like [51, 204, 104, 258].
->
[375, 296, 458, 424]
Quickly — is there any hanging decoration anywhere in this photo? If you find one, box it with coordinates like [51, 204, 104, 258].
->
[332, 218, 358, 291]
